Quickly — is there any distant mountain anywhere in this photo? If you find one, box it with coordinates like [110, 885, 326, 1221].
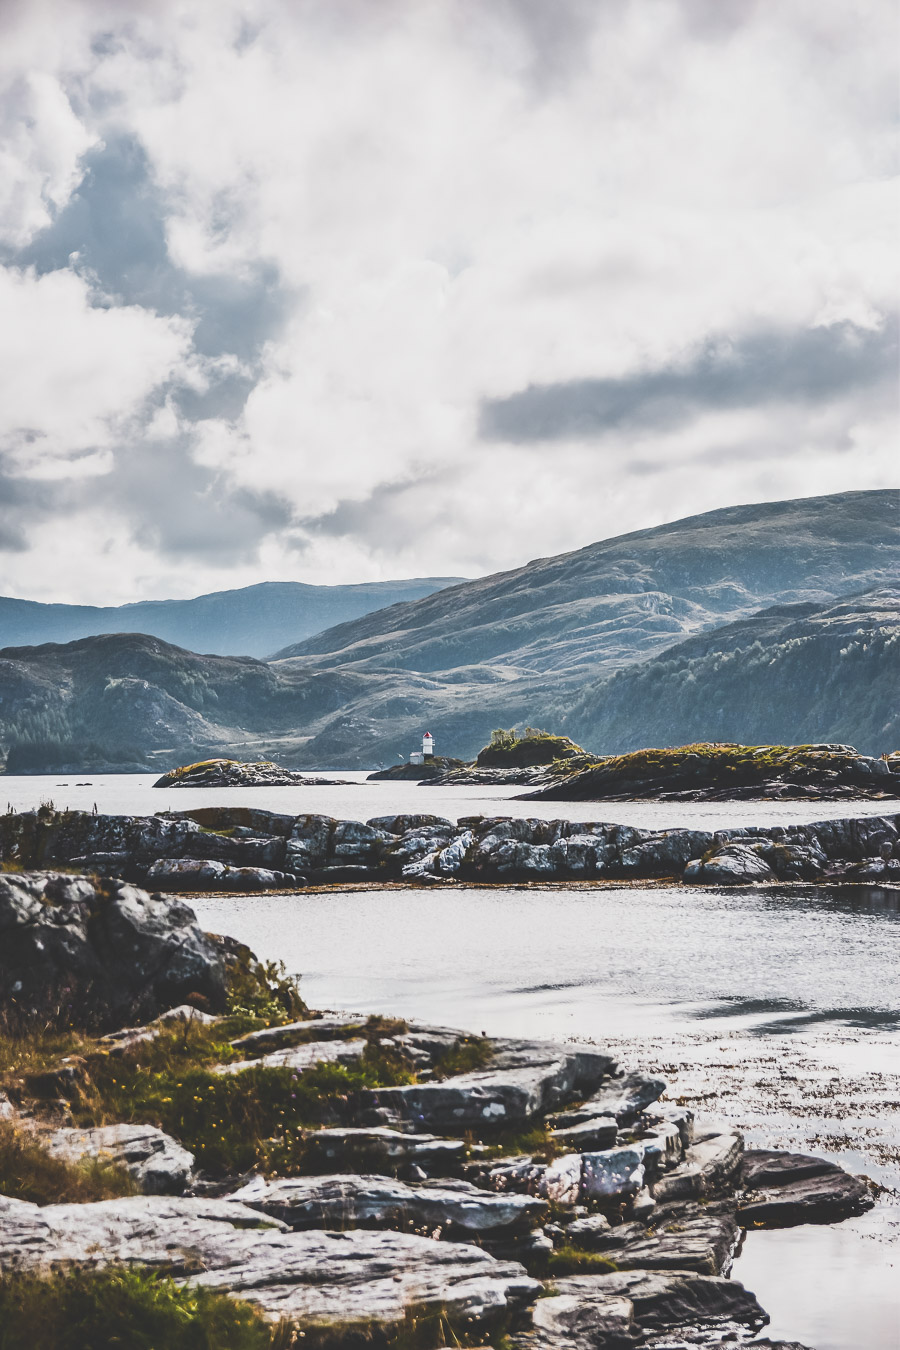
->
[1, 492, 896, 771]
[563, 586, 900, 757]
[0, 578, 464, 659]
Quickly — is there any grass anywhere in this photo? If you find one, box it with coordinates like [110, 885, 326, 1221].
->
[545, 1245, 618, 1276]
[67, 1020, 417, 1176]
[0, 1267, 283, 1350]
[477, 1124, 565, 1162]
[430, 1035, 493, 1080]
[0, 1120, 137, 1205]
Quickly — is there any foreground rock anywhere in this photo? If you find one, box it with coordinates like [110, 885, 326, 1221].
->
[0, 1194, 539, 1342]
[46, 1123, 195, 1195]
[2, 805, 898, 888]
[153, 758, 350, 788]
[0, 871, 225, 1024]
[739, 1149, 873, 1227]
[230, 1173, 547, 1241]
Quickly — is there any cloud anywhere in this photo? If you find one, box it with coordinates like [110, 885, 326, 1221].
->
[0, 0, 896, 604]
[479, 317, 899, 443]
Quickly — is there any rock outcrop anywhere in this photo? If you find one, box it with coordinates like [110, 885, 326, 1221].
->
[3, 805, 898, 891]
[0, 871, 226, 1024]
[45, 1123, 195, 1195]
[153, 759, 350, 788]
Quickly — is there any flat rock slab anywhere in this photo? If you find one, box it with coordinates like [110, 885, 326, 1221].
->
[215, 1038, 367, 1075]
[302, 1126, 468, 1174]
[739, 1170, 873, 1228]
[371, 1042, 615, 1132]
[509, 1290, 641, 1348]
[231, 1015, 368, 1053]
[575, 1204, 739, 1277]
[0, 1195, 539, 1343]
[551, 1116, 618, 1151]
[552, 1270, 767, 1335]
[579, 1071, 666, 1125]
[230, 1173, 547, 1239]
[46, 1123, 194, 1195]
[741, 1148, 843, 1189]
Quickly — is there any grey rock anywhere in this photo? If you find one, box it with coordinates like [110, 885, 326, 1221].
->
[739, 1169, 872, 1227]
[509, 1289, 641, 1348]
[145, 858, 296, 890]
[230, 1015, 367, 1054]
[538, 1154, 583, 1206]
[216, 1038, 367, 1075]
[0, 872, 226, 1025]
[652, 1133, 743, 1203]
[643, 1103, 695, 1150]
[301, 1127, 468, 1174]
[581, 1071, 666, 1125]
[46, 1124, 194, 1195]
[551, 1116, 618, 1151]
[581, 1148, 646, 1202]
[367, 814, 453, 835]
[551, 1270, 767, 1333]
[637, 1121, 685, 1179]
[741, 1148, 841, 1189]
[371, 1041, 615, 1133]
[564, 1213, 612, 1247]
[575, 1203, 739, 1277]
[0, 1194, 540, 1340]
[229, 1173, 547, 1239]
[101, 1003, 219, 1054]
[684, 844, 775, 885]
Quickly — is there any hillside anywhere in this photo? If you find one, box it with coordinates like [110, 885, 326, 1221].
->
[0, 578, 463, 659]
[1, 492, 897, 771]
[562, 586, 900, 757]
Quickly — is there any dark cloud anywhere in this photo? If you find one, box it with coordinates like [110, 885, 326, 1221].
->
[301, 471, 450, 546]
[9, 134, 294, 416]
[479, 318, 899, 443]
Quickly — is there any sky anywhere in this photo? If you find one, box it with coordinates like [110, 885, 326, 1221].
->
[0, 0, 897, 605]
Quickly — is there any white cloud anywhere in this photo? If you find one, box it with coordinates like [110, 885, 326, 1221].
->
[0, 0, 896, 603]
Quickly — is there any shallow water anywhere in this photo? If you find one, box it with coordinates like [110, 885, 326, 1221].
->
[6, 772, 900, 1347]
[188, 881, 900, 1350]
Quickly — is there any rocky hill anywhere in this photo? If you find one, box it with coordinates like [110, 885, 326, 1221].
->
[0, 577, 463, 659]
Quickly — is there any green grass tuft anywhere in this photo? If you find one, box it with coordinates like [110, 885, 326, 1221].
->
[546, 1245, 618, 1276]
[0, 1266, 281, 1350]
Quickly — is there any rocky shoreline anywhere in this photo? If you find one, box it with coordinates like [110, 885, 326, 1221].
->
[2, 803, 898, 892]
[0, 868, 874, 1347]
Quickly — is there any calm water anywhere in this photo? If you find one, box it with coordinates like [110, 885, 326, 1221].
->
[7, 773, 900, 1348]
[3, 770, 898, 832]
[186, 881, 900, 1350]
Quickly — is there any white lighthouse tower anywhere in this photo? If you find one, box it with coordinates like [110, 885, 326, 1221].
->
[422, 732, 434, 759]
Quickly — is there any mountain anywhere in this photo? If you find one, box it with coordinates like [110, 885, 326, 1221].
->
[562, 585, 900, 757]
[0, 578, 464, 659]
[273, 490, 899, 763]
[1, 491, 896, 771]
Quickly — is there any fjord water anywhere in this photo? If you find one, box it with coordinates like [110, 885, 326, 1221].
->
[7, 773, 900, 1348]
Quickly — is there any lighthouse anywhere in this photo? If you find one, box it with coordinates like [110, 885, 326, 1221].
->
[422, 732, 434, 759]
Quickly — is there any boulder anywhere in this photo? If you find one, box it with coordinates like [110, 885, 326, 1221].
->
[46, 1124, 194, 1195]
[229, 1173, 547, 1240]
[230, 1014, 367, 1054]
[652, 1132, 743, 1202]
[550, 1116, 618, 1152]
[738, 1152, 873, 1227]
[551, 1270, 767, 1335]
[684, 845, 776, 885]
[580, 1148, 645, 1202]
[145, 858, 297, 890]
[509, 1289, 641, 1348]
[367, 814, 453, 836]
[0, 872, 226, 1025]
[0, 1195, 540, 1342]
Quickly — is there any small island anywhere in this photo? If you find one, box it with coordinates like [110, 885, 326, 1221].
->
[153, 758, 350, 789]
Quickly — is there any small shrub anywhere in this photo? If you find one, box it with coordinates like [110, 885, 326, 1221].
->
[0, 1266, 279, 1350]
[0, 1120, 137, 1205]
